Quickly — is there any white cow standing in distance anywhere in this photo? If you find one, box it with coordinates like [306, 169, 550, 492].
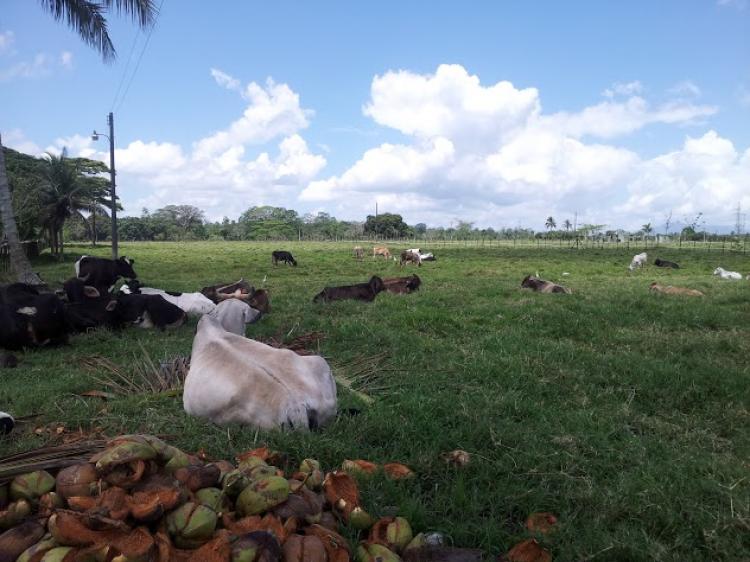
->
[713, 267, 743, 280]
[629, 252, 648, 271]
[183, 316, 337, 430]
[208, 299, 261, 335]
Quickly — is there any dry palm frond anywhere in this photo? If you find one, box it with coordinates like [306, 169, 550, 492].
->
[81, 342, 189, 396]
[0, 440, 105, 484]
[332, 351, 406, 403]
[261, 330, 326, 356]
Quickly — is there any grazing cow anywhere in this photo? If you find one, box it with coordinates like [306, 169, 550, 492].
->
[201, 279, 254, 304]
[521, 275, 571, 294]
[0, 289, 68, 350]
[183, 315, 337, 430]
[116, 294, 187, 330]
[383, 274, 421, 294]
[649, 282, 704, 297]
[353, 246, 364, 260]
[75, 255, 137, 292]
[654, 258, 680, 269]
[713, 267, 743, 280]
[628, 252, 648, 271]
[0, 411, 14, 435]
[121, 281, 216, 316]
[313, 276, 385, 303]
[272, 250, 297, 266]
[208, 299, 261, 336]
[373, 246, 391, 259]
[400, 250, 422, 267]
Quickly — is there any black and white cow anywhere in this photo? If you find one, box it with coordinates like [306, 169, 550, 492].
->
[0, 411, 14, 435]
[75, 255, 137, 292]
[116, 293, 187, 330]
[121, 281, 216, 316]
[0, 284, 68, 350]
[62, 278, 122, 333]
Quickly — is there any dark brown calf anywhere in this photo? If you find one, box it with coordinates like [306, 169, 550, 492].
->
[521, 275, 571, 294]
[382, 274, 421, 294]
[201, 279, 254, 304]
[313, 276, 385, 303]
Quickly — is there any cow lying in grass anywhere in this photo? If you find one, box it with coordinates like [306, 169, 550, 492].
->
[629, 252, 648, 271]
[183, 315, 337, 430]
[649, 282, 704, 297]
[121, 281, 216, 316]
[201, 279, 254, 303]
[0, 284, 68, 350]
[383, 274, 421, 294]
[313, 276, 384, 303]
[713, 267, 742, 280]
[654, 258, 680, 269]
[521, 275, 571, 294]
[208, 299, 261, 335]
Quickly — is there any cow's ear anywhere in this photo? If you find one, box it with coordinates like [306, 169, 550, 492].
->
[105, 300, 118, 311]
[16, 306, 37, 316]
[83, 286, 101, 298]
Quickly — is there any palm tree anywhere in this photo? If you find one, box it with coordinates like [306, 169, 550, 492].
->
[545, 216, 556, 237]
[642, 222, 653, 239]
[563, 219, 572, 232]
[0, 1, 156, 283]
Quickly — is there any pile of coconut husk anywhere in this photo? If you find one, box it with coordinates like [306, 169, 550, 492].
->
[0, 434, 490, 562]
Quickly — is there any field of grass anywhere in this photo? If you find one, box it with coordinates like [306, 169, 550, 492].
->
[1, 241, 749, 561]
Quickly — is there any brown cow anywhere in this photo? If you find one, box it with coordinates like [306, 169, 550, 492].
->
[399, 250, 422, 267]
[313, 276, 384, 303]
[649, 282, 704, 297]
[383, 274, 421, 294]
[521, 275, 571, 294]
[372, 246, 391, 259]
[201, 279, 254, 304]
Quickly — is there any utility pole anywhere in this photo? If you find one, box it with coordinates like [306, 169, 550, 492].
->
[108, 113, 118, 259]
[375, 201, 378, 217]
[735, 202, 742, 238]
[92, 112, 118, 259]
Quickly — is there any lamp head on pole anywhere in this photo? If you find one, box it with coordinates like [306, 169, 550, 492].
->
[91, 130, 99, 141]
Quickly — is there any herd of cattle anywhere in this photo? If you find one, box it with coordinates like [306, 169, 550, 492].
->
[1, 246, 747, 434]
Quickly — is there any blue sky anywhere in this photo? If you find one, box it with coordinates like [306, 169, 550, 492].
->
[1, 1, 748, 230]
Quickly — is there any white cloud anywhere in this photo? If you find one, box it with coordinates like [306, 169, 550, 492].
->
[0, 50, 74, 82]
[2, 129, 42, 155]
[194, 75, 312, 158]
[303, 64, 739, 230]
[210, 68, 241, 92]
[0, 30, 14, 55]
[717, 0, 747, 10]
[668, 80, 701, 98]
[602, 80, 643, 98]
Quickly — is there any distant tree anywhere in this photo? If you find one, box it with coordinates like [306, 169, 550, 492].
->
[363, 213, 409, 238]
[545, 216, 556, 231]
[563, 219, 572, 232]
[238, 206, 300, 240]
[414, 223, 427, 236]
[152, 205, 205, 239]
[642, 223, 653, 238]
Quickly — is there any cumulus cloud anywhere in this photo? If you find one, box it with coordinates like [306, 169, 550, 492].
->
[43, 75, 326, 219]
[2, 128, 42, 155]
[303, 65, 739, 230]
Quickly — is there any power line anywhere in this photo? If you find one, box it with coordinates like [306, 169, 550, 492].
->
[113, 0, 166, 114]
[110, 28, 142, 112]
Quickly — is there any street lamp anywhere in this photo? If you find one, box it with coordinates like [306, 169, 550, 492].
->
[92, 112, 118, 259]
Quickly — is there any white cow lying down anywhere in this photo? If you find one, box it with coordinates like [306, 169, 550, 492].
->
[208, 299, 261, 335]
[713, 267, 742, 280]
[183, 316, 337, 430]
[121, 283, 216, 316]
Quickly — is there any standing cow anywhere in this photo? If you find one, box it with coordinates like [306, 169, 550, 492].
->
[272, 251, 297, 266]
[75, 256, 137, 292]
[373, 246, 391, 259]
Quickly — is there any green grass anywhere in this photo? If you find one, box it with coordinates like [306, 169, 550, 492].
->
[2, 241, 749, 561]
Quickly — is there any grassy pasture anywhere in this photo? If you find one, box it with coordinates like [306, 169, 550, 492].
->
[1, 241, 749, 561]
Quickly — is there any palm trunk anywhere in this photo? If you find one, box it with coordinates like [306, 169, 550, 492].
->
[0, 135, 44, 285]
[91, 205, 97, 246]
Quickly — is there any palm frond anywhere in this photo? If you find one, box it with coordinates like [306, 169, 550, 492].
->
[105, 0, 158, 28]
[0, 441, 105, 484]
[38, 0, 116, 61]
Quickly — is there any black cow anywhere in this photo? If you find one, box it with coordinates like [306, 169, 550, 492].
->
[521, 275, 571, 294]
[75, 255, 137, 292]
[0, 287, 68, 350]
[272, 250, 297, 266]
[62, 279, 123, 333]
[0, 411, 14, 435]
[654, 258, 680, 269]
[116, 293, 187, 330]
[313, 276, 384, 303]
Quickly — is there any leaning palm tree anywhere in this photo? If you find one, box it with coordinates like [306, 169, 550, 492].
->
[0, 0, 157, 283]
